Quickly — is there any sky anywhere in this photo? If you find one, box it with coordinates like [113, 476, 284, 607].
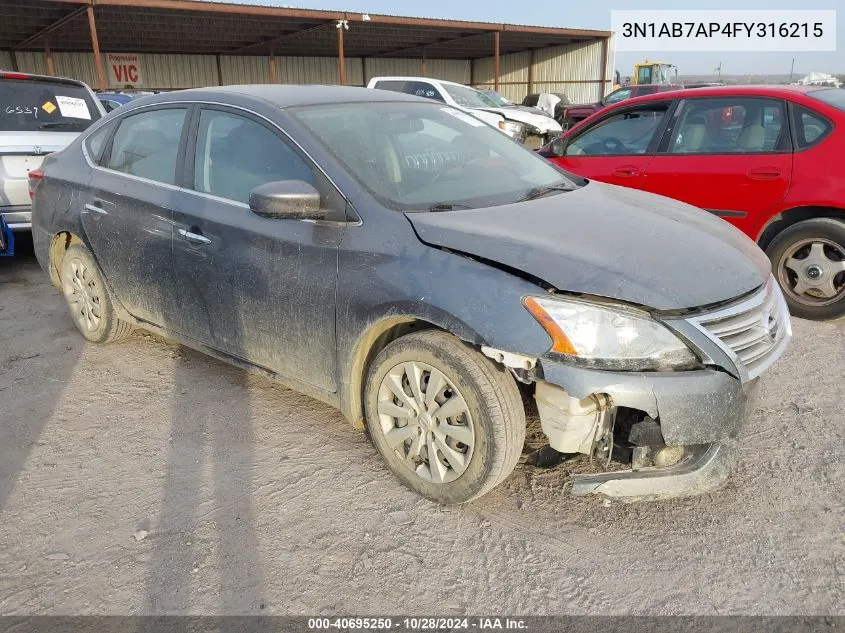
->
[215, 0, 844, 75]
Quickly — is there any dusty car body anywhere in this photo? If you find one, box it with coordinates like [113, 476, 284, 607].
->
[32, 85, 790, 504]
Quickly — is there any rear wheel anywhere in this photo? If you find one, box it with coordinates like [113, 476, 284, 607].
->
[60, 244, 133, 343]
[364, 330, 525, 504]
[766, 218, 845, 321]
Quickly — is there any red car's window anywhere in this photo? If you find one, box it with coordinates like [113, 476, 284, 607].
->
[792, 106, 832, 149]
[666, 97, 787, 154]
[564, 106, 669, 156]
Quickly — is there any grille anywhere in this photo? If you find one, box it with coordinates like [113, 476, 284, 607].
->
[689, 276, 792, 381]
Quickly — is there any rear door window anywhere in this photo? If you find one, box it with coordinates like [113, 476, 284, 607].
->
[105, 108, 186, 185]
[373, 80, 444, 102]
[0, 78, 101, 132]
[666, 97, 788, 154]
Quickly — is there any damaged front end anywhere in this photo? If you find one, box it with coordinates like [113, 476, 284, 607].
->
[491, 276, 790, 502]
[531, 376, 755, 502]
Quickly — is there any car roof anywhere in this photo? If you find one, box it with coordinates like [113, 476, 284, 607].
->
[133, 84, 429, 108]
[616, 83, 836, 107]
[0, 70, 90, 89]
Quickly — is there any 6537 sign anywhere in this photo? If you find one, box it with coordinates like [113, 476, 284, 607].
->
[106, 53, 143, 88]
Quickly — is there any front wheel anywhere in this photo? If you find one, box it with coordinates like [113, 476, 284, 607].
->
[766, 218, 845, 321]
[364, 330, 525, 504]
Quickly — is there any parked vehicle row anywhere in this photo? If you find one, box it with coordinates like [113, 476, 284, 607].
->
[367, 77, 562, 148]
[0, 71, 104, 232]
[541, 84, 845, 321]
[31, 84, 792, 504]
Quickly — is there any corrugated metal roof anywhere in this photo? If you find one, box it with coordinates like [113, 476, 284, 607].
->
[0, 0, 609, 58]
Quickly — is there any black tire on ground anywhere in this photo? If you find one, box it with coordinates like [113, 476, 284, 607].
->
[364, 330, 526, 504]
[765, 218, 845, 321]
[60, 243, 133, 343]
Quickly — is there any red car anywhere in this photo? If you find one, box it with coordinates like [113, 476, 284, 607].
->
[541, 85, 845, 321]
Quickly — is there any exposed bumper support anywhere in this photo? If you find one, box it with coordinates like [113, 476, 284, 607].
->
[569, 441, 736, 501]
[535, 358, 762, 501]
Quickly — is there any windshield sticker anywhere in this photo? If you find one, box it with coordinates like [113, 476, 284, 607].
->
[42, 101, 57, 114]
[440, 107, 486, 127]
[55, 95, 91, 120]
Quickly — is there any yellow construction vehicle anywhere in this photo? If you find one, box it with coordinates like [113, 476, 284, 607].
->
[614, 61, 678, 90]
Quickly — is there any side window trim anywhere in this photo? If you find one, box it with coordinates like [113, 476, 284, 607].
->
[185, 104, 352, 223]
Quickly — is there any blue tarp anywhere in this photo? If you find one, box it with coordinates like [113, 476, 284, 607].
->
[0, 216, 14, 257]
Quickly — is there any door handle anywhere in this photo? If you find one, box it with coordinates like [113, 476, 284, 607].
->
[83, 202, 108, 216]
[747, 167, 782, 180]
[612, 165, 641, 177]
[178, 228, 211, 245]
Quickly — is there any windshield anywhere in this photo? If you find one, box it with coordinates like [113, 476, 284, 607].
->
[483, 90, 512, 107]
[0, 79, 100, 132]
[442, 84, 499, 109]
[292, 102, 572, 210]
[808, 88, 845, 111]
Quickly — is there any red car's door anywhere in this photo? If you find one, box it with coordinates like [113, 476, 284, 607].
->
[642, 96, 792, 234]
[549, 100, 673, 189]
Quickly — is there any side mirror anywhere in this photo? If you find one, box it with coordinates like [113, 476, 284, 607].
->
[249, 180, 326, 220]
[550, 137, 567, 156]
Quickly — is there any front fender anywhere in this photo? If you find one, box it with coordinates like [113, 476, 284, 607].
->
[335, 216, 555, 425]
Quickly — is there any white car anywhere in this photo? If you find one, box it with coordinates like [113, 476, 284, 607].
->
[0, 71, 104, 232]
[367, 76, 562, 147]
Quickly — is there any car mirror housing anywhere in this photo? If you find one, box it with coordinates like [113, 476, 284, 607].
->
[550, 137, 567, 156]
[249, 180, 326, 220]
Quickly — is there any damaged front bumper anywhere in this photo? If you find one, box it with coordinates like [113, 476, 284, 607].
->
[536, 361, 762, 502]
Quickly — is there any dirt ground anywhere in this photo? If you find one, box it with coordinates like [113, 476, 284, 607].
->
[1, 238, 843, 616]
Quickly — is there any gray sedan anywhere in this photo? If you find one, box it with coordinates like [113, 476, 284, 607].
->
[30, 85, 791, 504]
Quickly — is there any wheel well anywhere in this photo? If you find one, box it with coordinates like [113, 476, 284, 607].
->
[345, 317, 440, 428]
[48, 231, 84, 288]
[758, 207, 845, 252]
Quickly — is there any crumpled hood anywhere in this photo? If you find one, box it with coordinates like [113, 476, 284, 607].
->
[475, 107, 562, 133]
[406, 182, 770, 311]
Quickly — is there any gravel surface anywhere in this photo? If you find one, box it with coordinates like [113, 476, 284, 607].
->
[1, 242, 843, 616]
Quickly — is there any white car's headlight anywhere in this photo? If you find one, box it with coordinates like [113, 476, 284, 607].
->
[498, 120, 526, 140]
[524, 296, 700, 371]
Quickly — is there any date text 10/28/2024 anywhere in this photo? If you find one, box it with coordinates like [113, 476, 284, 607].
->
[308, 618, 528, 630]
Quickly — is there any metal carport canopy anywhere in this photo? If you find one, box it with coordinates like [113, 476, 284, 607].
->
[0, 0, 611, 90]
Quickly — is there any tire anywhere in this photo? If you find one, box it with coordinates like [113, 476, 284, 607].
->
[60, 243, 133, 343]
[364, 330, 525, 504]
[766, 218, 845, 321]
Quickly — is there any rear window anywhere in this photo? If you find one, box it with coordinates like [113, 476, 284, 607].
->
[0, 78, 100, 133]
[808, 88, 845, 111]
[373, 80, 444, 102]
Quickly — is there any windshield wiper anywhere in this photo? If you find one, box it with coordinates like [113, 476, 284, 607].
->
[518, 183, 575, 202]
[427, 202, 474, 212]
[38, 122, 74, 129]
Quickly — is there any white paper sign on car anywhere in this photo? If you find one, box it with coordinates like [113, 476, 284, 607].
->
[55, 96, 91, 120]
[441, 107, 486, 127]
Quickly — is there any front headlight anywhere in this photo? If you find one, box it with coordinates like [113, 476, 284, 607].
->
[498, 120, 526, 141]
[523, 296, 700, 371]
